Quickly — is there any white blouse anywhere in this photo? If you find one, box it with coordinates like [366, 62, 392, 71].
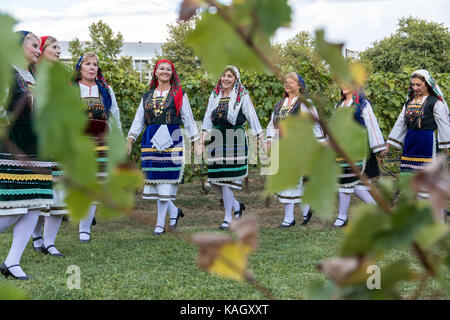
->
[337, 99, 386, 153]
[387, 95, 450, 149]
[201, 94, 263, 138]
[127, 89, 199, 142]
[79, 82, 122, 133]
[266, 97, 326, 143]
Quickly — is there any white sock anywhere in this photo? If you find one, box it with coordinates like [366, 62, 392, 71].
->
[79, 205, 96, 240]
[0, 215, 21, 234]
[221, 186, 234, 223]
[32, 216, 44, 247]
[302, 203, 311, 217]
[354, 186, 376, 204]
[168, 200, 178, 227]
[335, 192, 351, 226]
[232, 198, 240, 212]
[155, 200, 169, 232]
[4, 209, 40, 278]
[43, 215, 63, 254]
[282, 203, 295, 225]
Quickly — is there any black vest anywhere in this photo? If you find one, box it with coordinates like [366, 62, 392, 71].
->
[142, 88, 183, 125]
[272, 98, 301, 128]
[404, 95, 439, 130]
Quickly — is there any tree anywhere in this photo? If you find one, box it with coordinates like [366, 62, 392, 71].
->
[68, 20, 124, 65]
[360, 16, 450, 74]
[152, 19, 203, 79]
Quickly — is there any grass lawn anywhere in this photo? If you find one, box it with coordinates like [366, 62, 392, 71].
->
[0, 167, 448, 300]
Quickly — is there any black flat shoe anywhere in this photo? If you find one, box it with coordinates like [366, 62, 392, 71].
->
[44, 245, 65, 258]
[234, 202, 246, 220]
[32, 236, 45, 252]
[79, 231, 91, 243]
[91, 217, 97, 226]
[169, 209, 185, 230]
[301, 209, 313, 226]
[218, 221, 230, 230]
[279, 220, 296, 228]
[0, 263, 32, 280]
[334, 218, 348, 227]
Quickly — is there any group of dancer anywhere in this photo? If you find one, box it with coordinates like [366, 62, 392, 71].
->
[1, 31, 449, 280]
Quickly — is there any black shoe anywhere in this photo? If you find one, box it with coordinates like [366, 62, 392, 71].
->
[334, 218, 348, 227]
[44, 245, 65, 258]
[153, 226, 165, 236]
[0, 263, 32, 280]
[218, 221, 230, 230]
[169, 209, 185, 231]
[91, 217, 97, 226]
[301, 209, 313, 226]
[79, 231, 91, 243]
[279, 220, 296, 228]
[234, 202, 246, 220]
[32, 236, 45, 252]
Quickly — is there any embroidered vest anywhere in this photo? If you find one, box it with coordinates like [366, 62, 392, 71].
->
[142, 88, 183, 125]
[404, 95, 438, 130]
[211, 96, 246, 127]
[272, 97, 301, 128]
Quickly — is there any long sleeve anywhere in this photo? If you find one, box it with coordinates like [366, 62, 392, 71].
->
[201, 93, 215, 134]
[362, 102, 385, 153]
[127, 98, 146, 142]
[266, 112, 276, 141]
[302, 102, 326, 143]
[181, 93, 199, 142]
[108, 86, 122, 133]
[434, 100, 450, 149]
[387, 106, 407, 149]
[241, 94, 263, 138]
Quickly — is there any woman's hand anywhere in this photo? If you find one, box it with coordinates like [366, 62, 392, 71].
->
[127, 137, 133, 156]
[379, 143, 390, 159]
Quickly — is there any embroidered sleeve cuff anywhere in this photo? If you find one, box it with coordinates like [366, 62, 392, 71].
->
[438, 141, 450, 149]
[128, 133, 138, 142]
[387, 138, 403, 149]
[371, 144, 386, 153]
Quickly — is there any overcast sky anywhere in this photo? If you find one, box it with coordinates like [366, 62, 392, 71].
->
[1, 0, 449, 51]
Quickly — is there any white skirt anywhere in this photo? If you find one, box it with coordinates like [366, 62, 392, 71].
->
[277, 180, 303, 204]
[143, 183, 178, 201]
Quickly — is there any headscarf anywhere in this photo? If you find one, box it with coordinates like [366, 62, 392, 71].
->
[339, 89, 369, 126]
[273, 73, 307, 115]
[209, 65, 248, 126]
[149, 59, 183, 115]
[75, 54, 112, 115]
[408, 69, 447, 105]
[17, 31, 38, 74]
[39, 36, 50, 53]
[18, 31, 31, 44]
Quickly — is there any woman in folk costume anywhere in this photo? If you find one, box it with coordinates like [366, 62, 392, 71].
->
[74, 52, 122, 242]
[334, 85, 386, 227]
[381, 70, 450, 196]
[201, 65, 263, 230]
[127, 59, 199, 235]
[266, 72, 325, 228]
[0, 31, 54, 280]
[30, 36, 66, 257]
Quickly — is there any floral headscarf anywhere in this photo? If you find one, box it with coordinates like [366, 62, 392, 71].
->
[209, 65, 248, 126]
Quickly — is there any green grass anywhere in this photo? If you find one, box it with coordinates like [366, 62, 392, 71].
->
[0, 168, 448, 300]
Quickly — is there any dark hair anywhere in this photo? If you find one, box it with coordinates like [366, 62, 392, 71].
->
[407, 73, 435, 102]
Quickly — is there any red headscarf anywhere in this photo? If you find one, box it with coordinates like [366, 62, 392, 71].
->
[39, 36, 49, 53]
[150, 59, 183, 115]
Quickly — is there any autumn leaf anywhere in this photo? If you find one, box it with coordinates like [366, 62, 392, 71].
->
[192, 215, 258, 281]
